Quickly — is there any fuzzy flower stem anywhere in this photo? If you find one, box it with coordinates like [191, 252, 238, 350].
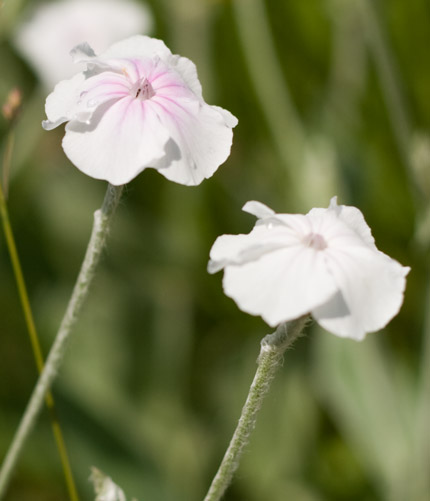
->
[203, 315, 309, 501]
[0, 183, 123, 499]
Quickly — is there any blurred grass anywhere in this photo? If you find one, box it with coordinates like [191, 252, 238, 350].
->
[1, 0, 429, 500]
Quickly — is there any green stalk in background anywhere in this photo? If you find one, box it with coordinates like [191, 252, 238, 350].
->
[232, 0, 305, 171]
[232, 0, 340, 209]
[0, 129, 79, 501]
[359, 0, 426, 204]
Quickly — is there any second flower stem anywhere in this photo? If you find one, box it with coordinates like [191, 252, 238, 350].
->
[0, 183, 123, 499]
[203, 315, 309, 501]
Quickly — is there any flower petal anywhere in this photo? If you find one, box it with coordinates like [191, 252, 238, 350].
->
[42, 72, 86, 130]
[308, 198, 377, 250]
[43, 69, 131, 130]
[169, 55, 203, 99]
[151, 97, 237, 185]
[313, 247, 410, 339]
[222, 245, 338, 327]
[62, 97, 170, 185]
[242, 201, 275, 219]
[72, 72, 130, 123]
[98, 35, 172, 62]
[211, 106, 239, 129]
[150, 58, 198, 100]
[208, 224, 298, 273]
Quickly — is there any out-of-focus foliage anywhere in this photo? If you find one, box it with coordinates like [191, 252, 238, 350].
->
[0, 0, 429, 500]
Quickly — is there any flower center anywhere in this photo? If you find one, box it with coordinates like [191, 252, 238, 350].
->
[132, 77, 155, 101]
[302, 232, 327, 250]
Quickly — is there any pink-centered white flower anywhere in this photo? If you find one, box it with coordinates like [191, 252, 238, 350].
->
[42, 36, 238, 186]
[208, 198, 410, 340]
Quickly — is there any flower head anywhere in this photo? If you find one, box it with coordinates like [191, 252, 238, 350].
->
[14, 0, 153, 88]
[42, 36, 237, 186]
[208, 198, 410, 340]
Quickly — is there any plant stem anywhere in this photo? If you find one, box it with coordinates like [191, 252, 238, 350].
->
[2, 131, 14, 198]
[0, 134, 79, 500]
[203, 316, 308, 501]
[0, 183, 123, 499]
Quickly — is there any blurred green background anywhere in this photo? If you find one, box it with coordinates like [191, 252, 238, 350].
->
[1, 0, 429, 500]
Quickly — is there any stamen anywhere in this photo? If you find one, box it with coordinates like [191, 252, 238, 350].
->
[302, 232, 327, 250]
[132, 77, 155, 101]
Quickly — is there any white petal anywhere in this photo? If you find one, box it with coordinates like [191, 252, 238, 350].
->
[242, 201, 275, 219]
[208, 224, 298, 273]
[313, 247, 410, 339]
[222, 246, 338, 327]
[42, 72, 86, 130]
[170, 55, 203, 99]
[336, 207, 376, 250]
[62, 97, 170, 185]
[212, 105, 239, 129]
[308, 197, 377, 250]
[71, 72, 130, 123]
[151, 97, 237, 185]
[328, 196, 338, 208]
[267, 213, 315, 234]
[329, 197, 377, 249]
[44, 70, 130, 131]
[149, 57, 198, 100]
[98, 35, 171, 62]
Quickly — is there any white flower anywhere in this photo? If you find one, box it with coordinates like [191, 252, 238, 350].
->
[208, 198, 410, 340]
[42, 36, 238, 186]
[14, 0, 153, 88]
